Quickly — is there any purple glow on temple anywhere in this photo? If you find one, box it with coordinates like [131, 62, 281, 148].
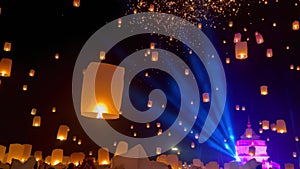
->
[235, 118, 281, 169]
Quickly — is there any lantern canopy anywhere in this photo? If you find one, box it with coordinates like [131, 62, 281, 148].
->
[0, 58, 12, 77]
[235, 41, 248, 59]
[51, 149, 63, 166]
[32, 116, 41, 127]
[276, 119, 287, 133]
[56, 125, 70, 141]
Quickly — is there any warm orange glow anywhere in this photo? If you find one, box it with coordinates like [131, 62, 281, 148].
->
[93, 103, 108, 118]
[226, 58, 230, 64]
[31, 108, 37, 115]
[99, 51, 106, 60]
[266, 48, 273, 58]
[150, 42, 155, 49]
[73, 0, 80, 7]
[32, 116, 41, 127]
[151, 51, 159, 61]
[191, 142, 195, 148]
[262, 120, 269, 130]
[149, 4, 154, 12]
[146, 123, 150, 128]
[157, 129, 162, 135]
[202, 93, 210, 102]
[295, 136, 299, 142]
[101, 160, 109, 165]
[0, 58, 12, 77]
[197, 23, 202, 29]
[228, 21, 233, 27]
[29, 69, 35, 77]
[156, 122, 161, 128]
[235, 41, 248, 60]
[54, 53, 59, 59]
[292, 20, 299, 30]
[23, 84, 28, 91]
[234, 33, 241, 43]
[260, 85, 268, 95]
[236, 105, 240, 110]
[3, 42, 11, 51]
[290, 64, 294, 70]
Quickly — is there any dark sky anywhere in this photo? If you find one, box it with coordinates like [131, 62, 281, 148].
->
[0, 0, 300, 167]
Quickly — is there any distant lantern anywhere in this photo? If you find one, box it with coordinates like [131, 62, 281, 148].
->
[197, 23, 202, 29]
[228, 21, 233, 27]
[293, 152, 297, 158]
[157, 129, 163, 135]
[32, 116, 41, 127]
[235, 105, 240, 111]
[248, 146, 255, 156]
[276, 119, 287, 133]
[290, 64, 295, 70]
[295, 136, 299, 142]
[73, 0, 80, 7]
[191, 142, 195, 149]
[262, 120, 269, 130]
[98, 148, 110, 165]
[89, 151, 93, 156]
[235, 41, 248, 59]
[184, 69, 190, 75]
[72, 136, 77, 141]
[156, 122, 161, 128]
[0, 145, 6, 162]
[241, 106, 246, 111]
[54, 53, 59, 59]
[260, 85, 268, 95]
[284, 163, 294, 169]
[150, 42, 155, 49]
[99, 51, 106, 60]
[195, 133, 199, 139]
[202, 93, 210, 102]
[259, 128, 263, 134]
[297, 66, 300, 71]
[147, 100, 152, 108]
[34, 151, 42, 161]
[51, 149, 63, 166]
[56, 125, 70, 141]
[31, 108, 37, 115]
[255, 32, 264, 44]
[266, 48, 273, 58]
[246, 128, 252, 138]
[146, 123, 150, 128]
[23, 84, 28, 91]
[151, 51, 159, 61]
[270, 123, 277, 131]
[156, 147, 162, 155]
[292, 20, 299, 30]
[178, 120, 182, 126]
[3, 42, 11, 51]
[149, 4, 154, 12]
[226, 58, 230, 64]
[52, 107, 56, 113]
[29, 69, 35, 77]
[77, 139, 82, 145]
[0, 58, 12, 77]
[81, 62, 124, 119]
[130, 124, 134, 129]
[70, 152, 85, 166]
[133, 132, 137, 137]
[234, 33, 242, 43]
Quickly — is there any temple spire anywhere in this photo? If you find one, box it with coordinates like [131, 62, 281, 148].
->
[247, 115, 251, 128]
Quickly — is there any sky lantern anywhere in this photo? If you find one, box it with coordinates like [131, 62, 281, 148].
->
[266, 48, 273, 58]
[284, 163, 294, 169]
[295, 136, 299, 142]
[54, 53, 59, 60]
[130, 124, 134, 129]
[185, 69, 190, 75]
[235, 41, 248, 59]
[0, 145, 6, 163]
[3, 42, 11, 52]
[23, 84, 28, 91]
[260, 85, 268, 95]
[248, 146, 255, 156]
[81, 62, 124, 119]
[6, 143, 25, 163]
[29, 69, 35, 77]
[77, 139, 82, 145]
[241, 106, 246, 111]
[147, 100, 152, 108]
[146, 122, 150, 128]
[31, 108, 37, 115]
[245, 128, 252, 138]
[32, 116, 41, 127]
[276, 119, 287, 133]
[259, 128, 263, 133]
[72, 136, 77, 141]
[234, 33, 242, 43]
[56, 125, 70, 141]
[197, 23, 202, 29]
[34, 151, 42, 161]
[255, 32, 264, 44]
[70, 152, 85, 166]
[0, 58, 12, 77]
[262, 120, 269, 130]
[226, 58, 230, 64]
[98, 148, 110, 165]
[191, 142, 195, 149]
[52, 107, 56, 113]
[150, 42, 155, 49]
[149, 4, 154, 12]
[51, 149, 63, 166]
[202, 92, 210, 102]
[99, 51, 106, 60]
[292, 20, 299, 30]
[157, 129, 163, 135]
[73, 0, 80, 7]
[292, 152, 297, 158]
[156, 122, 161, 128]
[290, 64, 294, 70]
[270, 123, 277, 131]
[228, 21, 233, 27]
[114, 141, 128, 156]
[235, 105, 240, 111]
[156, 147, 162, 155]
[45, 156, 51, 165]
[151, 51, 159, 61]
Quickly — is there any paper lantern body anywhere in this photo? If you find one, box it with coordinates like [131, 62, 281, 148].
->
[262, 120, 269, 130]
[56, 125, 70, 141]
[3, 42, 11, 51]
[98, 148, 110, 165]
[235, 41, 248, 59]
[292, 20, 299, 30]
[266, 48, 273, 58]
[32, 116, 41, 127]
[73, 0, 80, 7]
[0, 58, 12, 77]
[202, 93, 210, 102]
[255, 33, 264, 44]
[81, 62, 124, 119]
[51, 149, 63, 166]
[234, 33, 242, 43]
[260, 85, 268, 95]
[34, 151, 43, 161]
[70, 152, 85, 166]
[276, 119, 287, 133]
[0, 145, 6, 163]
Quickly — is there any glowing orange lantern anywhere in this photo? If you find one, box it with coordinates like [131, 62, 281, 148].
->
[276, 119, 287, 133]
[292, 20, 299, 30]
[202, 93, 210, 102]
[235, 105, 240, 111]
[3, 42, 11, 51]
[156, 147, 162, 155]
[54, 53, 59, 60]
[293, 152, 297, 158]
[191, 142, 195, 149]
[260, 85, 268, 95]
[262, 120, 269, 130]
[270, 123, 277, 131]
[290, 64, 294, 70]
[147, 100, 153, 108]
[32, 116, 41, 127]
[156, 122, 161, 128]
[99, 51, 106, 60]
[226, 58, 230, 64]
[266, 48, 273, 58]
[228, 21, 233, 27]
[98, 148, 110, 165]
[197, 23, 202, 29]
[0, 145, 6, 163]
[185, 69, 190, 75]
[73, 0, 80, 7]
[72, 136, 77, 141]
[52, 107, 56, 113]
[29, 69, 35, 77]
[70, 152, 85, 166]
[295, 136, 299, 142]
[235, 41, 248, 59]
[34, 151, 42, 161]
[56, 125, 70, 141]
[151, 51, 159, 61]
[234, 33, 242, 43]
[23, 84, 28, 91]
[31, 108, 37, 115]
[246, 128, 252, 138]
[149, 4, 154, 12]
[146, 122, 150, 128]
[150, 42, 155, 49]
[114, 141, 128, 156]
[0, 58, 12, 77]
[255, 32, 264, 44]
[77, 139, 82, 145]
[51, 149, 63, 166]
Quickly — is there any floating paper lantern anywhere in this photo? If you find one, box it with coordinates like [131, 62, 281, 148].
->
[246, 128, 252, 138]
[32, 116, 41, 127]
[114, 141, 128, 156]
[184, 69, 190, 75]
[22, 144, 32, 162]
[54, 53, 59, 60]
[255, 32, 264, 44]
[202, 93, 210, 102]
[178, 121, 182, 126]
[23, 84, 28, 91]
[195, 133, 199, 139]
[72, 136, 77, 141]
[51, 149, 63, 166]
[73, 0, 80, 7]
[146, 122, 150, 128]
[56, 125, 70, 141]
[235, 105, 240, 111]
[290, 64, 294, 70]
[147, 100, 152, 108]
[234, 33, 242, 43]
[295, 136, 299, 142]
[34, 151, 42, 161]
[241, 106, 246, 111]
[81, 62, 124, 119]
[0, 58, 12, 77]
[133, 132, 137, 137]
[228, 21, 233, 27]
[260, 85, 268, 95]
[98, 148, 110, 165]
[266, 48, 273, 58]
[151, 51, 159, 61]
[70, 152, 85, 166]
[6, 143, 25, 163]
[259, 128, 263, 133]
[226, 58, 230, 64]
[276, 119, 287, 133]
[99, 51, 106, 60]
[45, 156, 51, 165]
[248, 146, 255, 156]
[29, 69, 35, 77]
[197, 23, 202, 29]
[3, 42, 11, 51]
[89, 151, 93, 156]
[292, 152, 297, 158]
[156, 122, 161, 128]
[0, 145, 6, 163]
[130, 124, 134, 129]
[150, 42, 155, 49]
[292, 20, 299, 30]
[156, 147, 162, 155]
[262, 120, 269, 130]
[191, 142, 195, 149]
[235, 41, 248, 59]
[270, 123, 276, 131]
[297, 66, 300, 71]
[157, 129, 163, 135]
[31, 108, 37, 115]
[52, 107, 56, 113]
[149, 4, 154, 12]
[284, 163, 294, 169]
[77, 139, 82, 145]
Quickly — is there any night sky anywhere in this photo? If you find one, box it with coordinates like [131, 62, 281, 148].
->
[0, 0, 300, 168]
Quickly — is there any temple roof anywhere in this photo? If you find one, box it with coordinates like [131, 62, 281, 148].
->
[240, 116, 260, 140]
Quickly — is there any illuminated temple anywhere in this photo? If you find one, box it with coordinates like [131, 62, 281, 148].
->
[235, 118, 280, 169]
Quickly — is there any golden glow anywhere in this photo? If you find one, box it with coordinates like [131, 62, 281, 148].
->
[54, 53, 59, 59]
[53, 160, 60, 166]
[101, 160, 109, 165]
[260, 85, 268, 95]
[147, 100, 152, 108]
[292, 20, 299, 30]
[202, 93, 210, 102]
[23, 84, 28, 91]
[295, 136, 299, 142]
[99, 51, 106, 60]
[29, 69, 35, 77]
[73, 0, 80, 7]
[93, 103, 108, 119]
[57, 136, 65, 141]
[151, 51, 159, 61]
[3, 42, 11, 52]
